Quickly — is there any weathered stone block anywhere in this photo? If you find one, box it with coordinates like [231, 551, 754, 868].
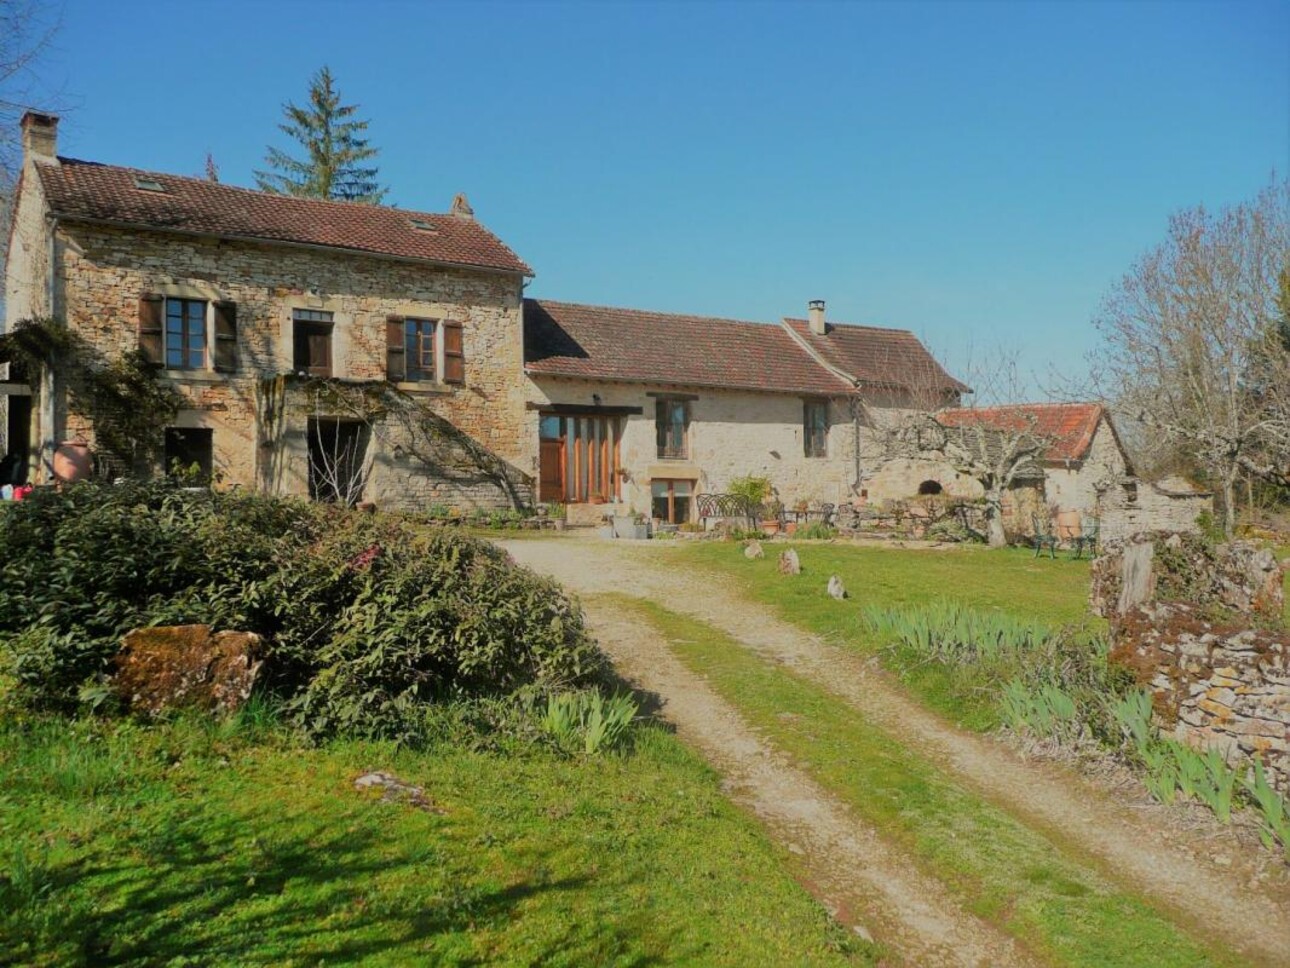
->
[113, 624, 262, 717]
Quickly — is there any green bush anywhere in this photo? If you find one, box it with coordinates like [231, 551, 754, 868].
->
[726, 475, 771, 505]
[0, 481, 601, 741]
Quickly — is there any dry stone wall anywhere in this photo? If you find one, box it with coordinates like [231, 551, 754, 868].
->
[1093, 534, 1289, 791]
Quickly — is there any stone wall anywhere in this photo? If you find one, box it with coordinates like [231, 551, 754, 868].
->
[1111, 603, 1289, 792]
[26, 219, 531, 510]
[1093, 534, 1289, 791]
[1097, 481, 1211, 543]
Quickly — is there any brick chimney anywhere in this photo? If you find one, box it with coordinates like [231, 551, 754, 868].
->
[808, 299, 827, 336]
[21, 112, 59, 162]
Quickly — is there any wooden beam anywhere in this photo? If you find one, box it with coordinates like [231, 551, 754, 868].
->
[527, 402, 643, 416]
[645, 391, 699, 401]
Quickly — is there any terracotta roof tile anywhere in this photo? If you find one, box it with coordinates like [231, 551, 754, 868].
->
[35, 157, 531, 274]
[937, 402, 1104, 462]
[524, 299, 853, 396]
[784, 318, 970, 393]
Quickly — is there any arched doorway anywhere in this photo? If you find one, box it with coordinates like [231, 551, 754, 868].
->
[917, 480, 943, 496]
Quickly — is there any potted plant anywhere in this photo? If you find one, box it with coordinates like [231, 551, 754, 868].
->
[760, 498, 784, 535]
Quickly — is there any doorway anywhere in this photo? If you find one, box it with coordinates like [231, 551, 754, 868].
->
[538, 413, 621, 504]
[307, 418, 370, 505]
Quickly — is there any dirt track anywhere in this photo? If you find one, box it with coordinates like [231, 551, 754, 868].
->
[500, 536, 1290, 968]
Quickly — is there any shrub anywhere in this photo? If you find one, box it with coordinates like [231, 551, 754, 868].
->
[727, 475, 771, 506]
[0, 482, 602, 742]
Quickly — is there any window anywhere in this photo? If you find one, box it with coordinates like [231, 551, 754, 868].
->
[164, 427, 213, 482]
[165, 298, 207, 370]
[655, 399, 689, 459]
[651, 479, 693, 524]
[293, 309, 334, 377]
[804, 399, 828, 458]
[404, 319, 436, 382]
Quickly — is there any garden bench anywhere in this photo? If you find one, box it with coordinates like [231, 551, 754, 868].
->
[697, 493, 758, 529]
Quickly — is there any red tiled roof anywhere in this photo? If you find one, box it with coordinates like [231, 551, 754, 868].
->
[784, 318, 970, 393]
[524, 299, 855, 396]
[937, 402, 1105, 462]
[35, 158, 532, 274]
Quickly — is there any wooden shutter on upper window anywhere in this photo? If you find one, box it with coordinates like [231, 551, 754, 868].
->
[386, 315, 406, 382]
[443, 320, 465, 384]
[138, 294, 164, 365]
[213, 301, 238, 372]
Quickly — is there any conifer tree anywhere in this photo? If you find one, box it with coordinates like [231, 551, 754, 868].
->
[255, 66, 386, 203]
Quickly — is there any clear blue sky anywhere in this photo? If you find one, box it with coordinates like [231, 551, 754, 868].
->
[32, 0, 1290, 393]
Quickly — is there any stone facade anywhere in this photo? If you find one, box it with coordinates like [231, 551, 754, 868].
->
[526, 377, 863, 518]
[10, 216, 533, 510]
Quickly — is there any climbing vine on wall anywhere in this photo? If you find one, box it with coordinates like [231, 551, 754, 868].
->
[257, 374, 533, 509]
[1, 318, 184, 471]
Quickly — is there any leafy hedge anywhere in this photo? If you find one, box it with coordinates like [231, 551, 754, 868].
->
[0, 481, 600, 740]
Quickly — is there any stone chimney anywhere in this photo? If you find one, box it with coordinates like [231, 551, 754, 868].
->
[808, 299, 827, 336]
[449, 192, 474, 219]
[21, 112, 59, 162]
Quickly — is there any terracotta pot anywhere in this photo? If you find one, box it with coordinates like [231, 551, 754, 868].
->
[53, 441, 92, 483]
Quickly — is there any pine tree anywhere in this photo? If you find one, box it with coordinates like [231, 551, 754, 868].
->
[255, 66, 386, 204]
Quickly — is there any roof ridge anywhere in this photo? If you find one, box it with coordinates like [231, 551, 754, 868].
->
[527, 297, 777, 331]
[53, 155, 463, 223]
[784, 316, 918, 337]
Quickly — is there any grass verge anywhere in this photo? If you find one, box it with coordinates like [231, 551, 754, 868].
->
[678, 542, 1098, 730]
[608, 595, 1238, 968]
[0, 708, 874, 967]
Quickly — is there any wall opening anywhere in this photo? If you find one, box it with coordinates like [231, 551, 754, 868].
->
[164, 427, 213, 483]
[307, 418, 369, 505]
[917, 480, 943, 495]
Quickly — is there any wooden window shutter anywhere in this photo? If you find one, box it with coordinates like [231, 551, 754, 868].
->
[443, 320, 465, 384]
[386, 315, 406, 382]
[213, 301, 238, 372]
[138, 294, 164, 365]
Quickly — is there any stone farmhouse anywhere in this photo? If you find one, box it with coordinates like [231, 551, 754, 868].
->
[886, 402, 1211, 540]
[2, 113, 1209, 536]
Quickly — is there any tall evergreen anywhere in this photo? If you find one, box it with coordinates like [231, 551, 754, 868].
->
[255, 66, 386, 204]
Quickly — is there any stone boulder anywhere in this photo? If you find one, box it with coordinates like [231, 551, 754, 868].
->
[113, 624, 262, 717]
[778, 549, 801, 575]
[828, 575, 848, 600]
[744, 540, 764, 560]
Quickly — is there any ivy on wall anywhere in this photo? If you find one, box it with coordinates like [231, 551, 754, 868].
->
[0, 318, 184, 472]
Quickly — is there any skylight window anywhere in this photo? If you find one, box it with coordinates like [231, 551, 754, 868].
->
[133, 176, 165, 192]
[409, 218, 438, 233]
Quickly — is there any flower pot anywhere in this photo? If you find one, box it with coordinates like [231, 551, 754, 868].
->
[53, 441, 91, 483]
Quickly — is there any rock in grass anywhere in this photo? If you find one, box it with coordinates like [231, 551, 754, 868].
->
[113, 625, 262, 717]
[745, 540, 765, 559]
[828, 574, 848, 600]
[778, 549, 801, 575]
[354, 771, 445, 813]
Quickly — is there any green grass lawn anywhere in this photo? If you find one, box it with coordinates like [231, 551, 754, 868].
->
[678, 542, 1099, 730]
[612, 596, 1237, 968]
[0, 710, 875, 967]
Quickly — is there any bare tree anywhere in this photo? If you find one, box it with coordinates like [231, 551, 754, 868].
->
[868, 349, 1052, 547]
[1092, 179, 1290, 536]
[306, 393, 370, 506]
[0, 0, 62, 177]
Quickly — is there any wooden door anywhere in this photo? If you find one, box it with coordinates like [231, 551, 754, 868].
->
[539, 438, 565, 502]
